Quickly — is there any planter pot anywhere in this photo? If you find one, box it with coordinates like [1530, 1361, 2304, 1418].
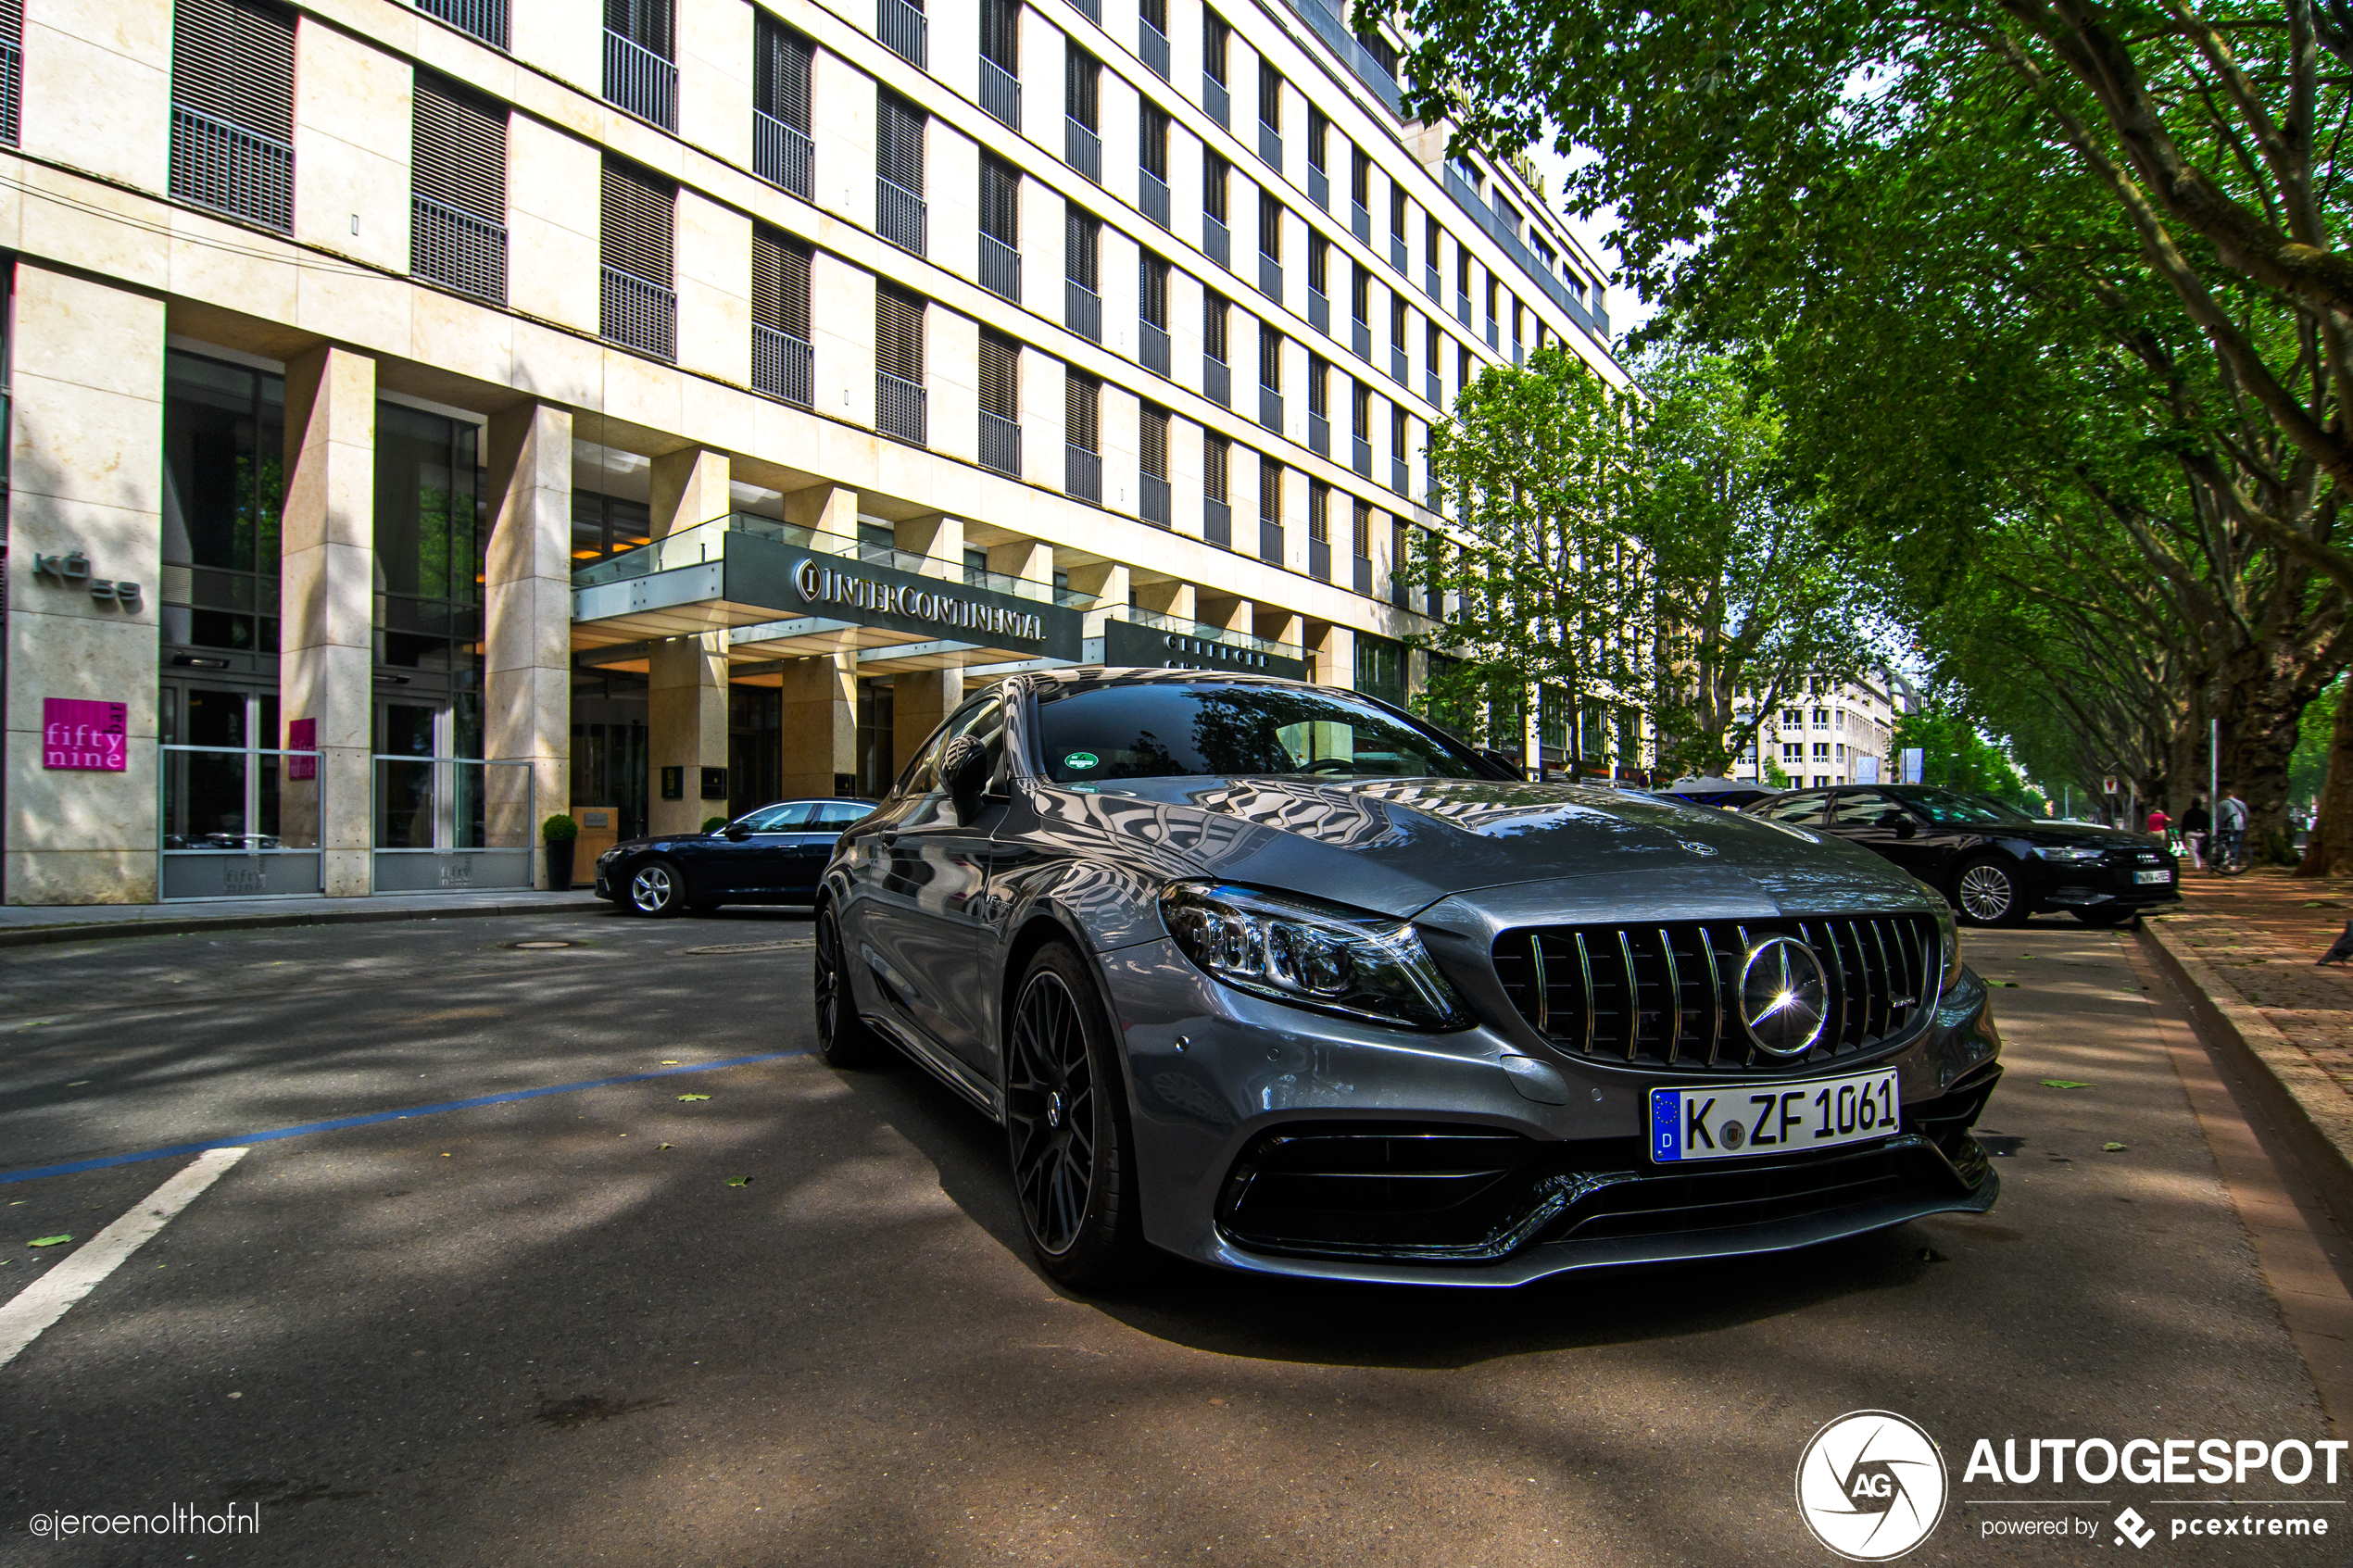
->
[545, 837, 577, 890]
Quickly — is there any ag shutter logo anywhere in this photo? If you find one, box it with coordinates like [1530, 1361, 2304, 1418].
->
[1796, 1411, 1949, 1561]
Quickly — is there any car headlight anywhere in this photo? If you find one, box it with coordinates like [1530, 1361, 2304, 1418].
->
[1160, 882, 1472, 1031]
[2031, 846, 2105, 861]
[1934, 901, 1962, 995]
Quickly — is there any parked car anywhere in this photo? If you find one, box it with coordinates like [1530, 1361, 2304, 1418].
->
[595, 798, 875, 916]
[815, 670, 2003, 1289]
[1743, 784, 2179, 927]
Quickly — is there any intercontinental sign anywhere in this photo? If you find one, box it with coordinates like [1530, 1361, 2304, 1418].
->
[793, 558, 1046, 645]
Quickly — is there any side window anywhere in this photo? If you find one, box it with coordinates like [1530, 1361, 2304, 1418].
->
[949, 694, 1007, 777]
[815, 801, 875, 829]
[1763, 793, 1829, 825]
[1829, 791, 1891, 825]
[742, 802, 813, 831]
[895, 695, 1004, 798]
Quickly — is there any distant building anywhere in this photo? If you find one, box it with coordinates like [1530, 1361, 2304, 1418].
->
[1728, 669, 1919, 790]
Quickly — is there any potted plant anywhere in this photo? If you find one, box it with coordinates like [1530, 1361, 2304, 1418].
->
[542, 813, 579, 890]
[702, 815, 731, 834]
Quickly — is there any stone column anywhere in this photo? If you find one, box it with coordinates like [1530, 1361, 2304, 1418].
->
[2, 265, 165, 905]
[1133, 578, 1195, 626]
[647, 447, 731, 835]
[280, 345, 378, 897]
[1311, 623, 1354, 688]
[893, 666, 962, 770]
[778, 485, 861, 797]
[1065, 560, 1128, 642]
[484, 403, 573, 887]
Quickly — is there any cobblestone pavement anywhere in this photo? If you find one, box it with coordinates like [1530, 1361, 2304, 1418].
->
[2148, 868, 2353, 1097]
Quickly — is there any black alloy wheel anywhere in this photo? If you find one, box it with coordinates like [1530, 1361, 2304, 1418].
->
[1953, 855, 2027, 927]
[813, 903, 883, 1068]
[1005, 943, 1143, 1288]
[628, 857, 686, 917]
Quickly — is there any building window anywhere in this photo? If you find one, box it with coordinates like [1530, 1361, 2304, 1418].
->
[600, 157, 676, 360]
[1139, 0, 1169, 79]
[1139, 251, 1172, 376]
[977, 331, 1020, 477]
[1140, 403, 1172, 526]
[875, 89, 927, 255]
[1308, 477, 1331, 579]
[1066, 205, 1102, 341]
[753, 14, 815, 197]
[979, 155, 1021, 301]
[751, 227, 814, 407]
[169, 0, 295, 232]
[373, 402, 486, 687]
[1064, 42, 1101, 183]
[1202, 288, 1230, 407]
[875, 283, 927, 445]
[1202, 146, 1230, 266]
[1257, 321, 1283, 431]
[602, 0, 677, 129]
[1305, 106, 1328, 205]
[1258, 454, 1283, 562]
[978, 0, 1019, 129]
[1357, 635, 1404, 707]
[1351, 379, 1372, 476]
[1390, 405, 1410, 495]
[1202, 7, 1230, 124]
[1065, 371, 1101, 503]
[411, 73, 508, 305]
[161, 349, 284, 655]
[877, 0, 925, 70]
[1139, 102, 1171, 228]
[1203, 432, 1231, 546]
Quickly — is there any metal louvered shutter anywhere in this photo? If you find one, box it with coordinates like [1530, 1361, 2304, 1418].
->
[980, 0, 1017, 72]
[1065, 208, 1098, 290]
[875, 285, 925, 383]
[876, 92, 925, 195]
[1141, 406, 1168, 479]
[171, 0, 295, 142]
[751, 228, 810, 339]
[1066, 372, 1099, 453]
[755, 13, 812, 131]
[413, 75, 506, 223]
[1203, 292, 1228, 360]
[1202, 149, 1227, 222]
[980, 157, 1019, 245]
[601, 158, 673, 285]
[1260, 456, 1281, 521]
[1203, 433, 1228, 500]
[1065, 44, 1098, 129]
[1141, 254, 1168, 329]
[605, 0, 672, 56]
[978, 332, 1017, 420]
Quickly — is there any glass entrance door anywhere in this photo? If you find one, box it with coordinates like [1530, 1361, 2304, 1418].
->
[371, 697, 533, 892]
[159, 683, 321, 899]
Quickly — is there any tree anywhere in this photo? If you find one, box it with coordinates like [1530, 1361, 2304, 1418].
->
[1403, 346, 1877, 777]
[1891, 702, 2041, 809]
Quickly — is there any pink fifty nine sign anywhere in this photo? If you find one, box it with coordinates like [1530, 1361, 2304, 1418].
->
[43, 699, 129, 771]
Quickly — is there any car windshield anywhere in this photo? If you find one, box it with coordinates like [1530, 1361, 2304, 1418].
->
[1901, 789, 2027, 826]
[1034, 681, 1497, 783]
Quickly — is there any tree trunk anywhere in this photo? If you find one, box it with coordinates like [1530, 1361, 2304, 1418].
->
[2217, 645, 2324, 863]
[2297, 680, 2353, 877]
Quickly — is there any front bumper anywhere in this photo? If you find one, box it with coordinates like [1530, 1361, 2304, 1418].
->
[1107, 939, 2004, 1286]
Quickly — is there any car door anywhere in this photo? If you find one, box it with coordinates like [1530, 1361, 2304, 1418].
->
[846, 696, 1012, 1079]
[699, 803, 806, 896]
[786, 801, 873, 900]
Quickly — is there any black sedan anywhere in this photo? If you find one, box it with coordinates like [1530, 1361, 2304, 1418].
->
[593, 798, 875, 916]
[1743, 784, 2179, 927]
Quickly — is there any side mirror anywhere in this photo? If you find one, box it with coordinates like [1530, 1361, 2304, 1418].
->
[724, 823, 752, 841]
[1890, 814, 1918, 840]
[1478, 748, 1524, 780]
[941, 734, 993, 799]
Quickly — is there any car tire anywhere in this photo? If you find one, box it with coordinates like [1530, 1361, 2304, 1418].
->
[1953, 855, 2027, 927]
[626, 857, 686, 918]
[1004, 940, 1146, 1290]
[813, 902, 885, 1069]
[2072, 906, 2138, 927]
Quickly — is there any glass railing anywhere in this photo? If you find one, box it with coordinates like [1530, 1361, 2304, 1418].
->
[575, 515, 1088, 607]
[1112, 605, 1303, 661]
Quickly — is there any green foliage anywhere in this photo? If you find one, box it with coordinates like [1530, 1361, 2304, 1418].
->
[2292, 682, 2345, 811]
[1891, 705, 2034, 806]
[701, 815, 730, 834]
[540, 813, 578, 843]
[1762, 758, 1790, 789]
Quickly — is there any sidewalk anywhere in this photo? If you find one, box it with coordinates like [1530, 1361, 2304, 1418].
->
[2139, 867, 2353, 1223]
[0, 888, 608, 948]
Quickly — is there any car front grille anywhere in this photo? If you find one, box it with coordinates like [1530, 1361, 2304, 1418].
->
[1490, 914, 1941, 1072]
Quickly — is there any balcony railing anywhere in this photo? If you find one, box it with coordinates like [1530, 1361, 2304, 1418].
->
[1202, 73, 1229, 127]
[1390, 344, 1407, 384]
[1442, 162, 1611, 338]
[1351, 200, 1371, 244]
[1391, 456, 1410, 495]
[876, 370, 927, 445]
[1065, 117, 1101, 183]
[1069, 0, 1100, 21]
[1390, 234, 1408, 275]
[1258, 121, 1282, 168]
[1111, 604, 1304, 659]
[1203, 357, 1230, 408]
[1202, 212, 1229, 269]
[603, 29, 677, 129]
[754, 111, 814, 200]
[601, 265, 676, 358]
[1486, 318, 1500, 350]
[1391, 564, 1411, 608]
[1456, 290, 1472, 328]
[1066, 278, 1102, 342]
[1353, 554, 1373, 596]
[1308, 286, 1329, 335]
[170, 104, 292, 232]
[1425, 263, 1443, 302]
[413, 0, 508, 48]
[412, 194, 507, 304]
[878, 0, 927, 69]
[1141, 169, 1171, 230]
[0, 40, 16, 145]
[1351, 317, 1371, 361]
[1259, 385, 1282, 433]
[980, 56, 1020, 130]
[1260, 521, 1283, 563]
[1278, 0, 1404, 120]
[1142, 473, 1172, 526]
[1352, 434, 1371, 477]
[1258, 253, 1282, 302]
[753, 324, 814, 407]
[1308, 166, 1328, 209]
[1139, 19, 1170, 79]
[978, 409, 1022, 476]
[1309, 535, 1331, 580]
[1308, 411, 1329, 458]
[1141, 320, 1172, 377]
[1204, 498, 1232, 547]
[1066, 445, 1102, 504]
[1426, 369, 1443, 408]
[980, 232, 1022, 301]
[877, 176, 925, 255]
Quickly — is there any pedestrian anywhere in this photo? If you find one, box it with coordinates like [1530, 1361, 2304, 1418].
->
[2215, 790, 2249, 870]
[2181, 797, 2209, 871]
[2145, 802, 2170, 843]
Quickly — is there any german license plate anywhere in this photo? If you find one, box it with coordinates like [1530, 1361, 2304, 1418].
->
[1649, 1068, 1900, 1164]
[2134, 869, 2171, 884]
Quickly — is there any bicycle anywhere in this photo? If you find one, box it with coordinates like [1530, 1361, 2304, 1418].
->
[2209, 831, 2251, 876]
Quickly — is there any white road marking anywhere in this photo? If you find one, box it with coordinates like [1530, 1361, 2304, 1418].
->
[0, 1147, 247, 1369]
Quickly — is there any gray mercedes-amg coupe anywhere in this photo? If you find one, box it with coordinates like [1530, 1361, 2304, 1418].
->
[813, 669, 2003, 1288]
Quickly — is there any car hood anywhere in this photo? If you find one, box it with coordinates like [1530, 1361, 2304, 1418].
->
[1051, 775, 1937, 921]
[600, 832, 715, 855]
[1988, 820, 2159, 851]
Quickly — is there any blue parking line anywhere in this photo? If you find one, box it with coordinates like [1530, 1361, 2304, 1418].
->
[0, 1050, 812, 1186]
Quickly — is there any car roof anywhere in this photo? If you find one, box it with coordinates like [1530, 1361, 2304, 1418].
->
[1016, 666, 1310, 690]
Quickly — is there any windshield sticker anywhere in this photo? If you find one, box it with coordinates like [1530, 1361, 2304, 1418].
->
[1063, 751, 1101, 771]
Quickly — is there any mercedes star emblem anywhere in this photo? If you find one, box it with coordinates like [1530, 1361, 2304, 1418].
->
[1738, 936, 1831, 1059]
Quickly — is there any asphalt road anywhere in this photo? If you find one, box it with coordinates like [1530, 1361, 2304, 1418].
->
[0, 908, 2347, 1566]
